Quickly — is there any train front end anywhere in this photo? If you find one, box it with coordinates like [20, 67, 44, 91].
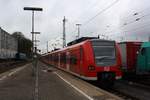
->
[84, 39, 122, 86]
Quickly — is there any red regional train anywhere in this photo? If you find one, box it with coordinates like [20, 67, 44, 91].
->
[42, 37, 122, 86]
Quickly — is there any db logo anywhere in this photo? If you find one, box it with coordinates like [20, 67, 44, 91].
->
[104, 67, 110, 71]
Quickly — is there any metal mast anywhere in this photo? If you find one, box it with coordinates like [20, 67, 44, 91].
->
[63, 16, 66, 47]
[76, 24, 81, 39]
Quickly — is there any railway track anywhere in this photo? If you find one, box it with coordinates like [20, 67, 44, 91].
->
[91, 83, 137, 100]
[108, 88, 139, 100]
[132, 78, 150, 86]
[120, 80, 150, 92]
[0, 61, 27, 74]
[89, 79, 150, 100]
[123, 75, 150, 86]
[111, 80, 150, 100]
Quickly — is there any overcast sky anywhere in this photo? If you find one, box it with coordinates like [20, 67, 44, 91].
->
[0, 0, 150, 53]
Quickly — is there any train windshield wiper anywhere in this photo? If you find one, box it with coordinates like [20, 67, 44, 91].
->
[96, 56, 114, 60]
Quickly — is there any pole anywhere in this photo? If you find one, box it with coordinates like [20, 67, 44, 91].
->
[32, 11, 34, 57]
[76, 24, 81, 39]
[63, 16, 66, 48]
[35, 58, 38, 100]
[77, 25, 80, 38]
[35, 33, 37, 53]
[23, 7, 42, 100]
[32, 11, 38, 100]
[47, 41, 48, 53]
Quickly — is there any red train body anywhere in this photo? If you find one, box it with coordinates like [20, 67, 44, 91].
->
[119, 42, 142, 72]
[42, 38, 122, 85]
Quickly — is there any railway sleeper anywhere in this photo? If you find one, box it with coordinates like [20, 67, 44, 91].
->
[97, 72, 115, 88]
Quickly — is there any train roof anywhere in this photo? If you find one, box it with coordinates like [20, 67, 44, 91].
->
[42, 37, 116, 56]
[119, 41, 142, 43]
[67, 37, 98, 46]
[142, 42, 150, 48]
[119, 41, 143, 45]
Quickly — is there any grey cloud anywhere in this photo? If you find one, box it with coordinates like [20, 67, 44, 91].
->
[0, 0, 150, 53]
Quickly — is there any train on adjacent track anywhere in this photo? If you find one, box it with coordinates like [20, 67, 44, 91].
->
[42, 37, 122, 86]
[119, 41, 150, 79]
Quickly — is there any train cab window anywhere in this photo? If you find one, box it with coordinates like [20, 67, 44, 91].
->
[91, 39, 116, 66]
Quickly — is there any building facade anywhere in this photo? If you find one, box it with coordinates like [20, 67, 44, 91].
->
[0, 27, 18, 59]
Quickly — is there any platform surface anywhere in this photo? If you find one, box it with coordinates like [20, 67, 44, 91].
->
[0, 61, 121, 100]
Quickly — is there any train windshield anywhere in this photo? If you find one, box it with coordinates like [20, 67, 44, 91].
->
[91, 39, 116, 66]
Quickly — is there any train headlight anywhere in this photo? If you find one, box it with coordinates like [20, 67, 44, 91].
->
[88, 65, 95, 70]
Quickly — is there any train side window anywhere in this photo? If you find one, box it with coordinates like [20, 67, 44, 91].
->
[141, 48, 145, 55]
[63, 53, 66, 64]
[56, 55, 58, 62]
[70, 56, 77, 65]
[75, 57, 77, 64]
[60, 53, 66, 64]
[80, 46, 83, 59]
[60, 54, 62, 63]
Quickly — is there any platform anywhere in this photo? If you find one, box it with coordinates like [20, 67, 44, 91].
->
[0, 61, 122, 100]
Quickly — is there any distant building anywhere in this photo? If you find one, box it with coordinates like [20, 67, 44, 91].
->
[0, 27, 18, 59]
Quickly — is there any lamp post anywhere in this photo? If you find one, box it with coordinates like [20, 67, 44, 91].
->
[23, 7, 42, 100]
[24, 7, 42, 57]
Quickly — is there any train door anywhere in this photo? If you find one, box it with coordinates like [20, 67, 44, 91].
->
[79, 46, 83, 75]
[72, 47, 84, 75]
[48, 55, 50, 64]
[137, 48, 146, 74]
[63, 53, 67, 69]
[145, 47, 150, 71]
[56, 54, 59, 67]
[58, 53, 60, 67]
[60, 53, 63, 68]
[76, 49, 80, 74]
[69, 50, 77, 73]
[66, 51, 70, 71]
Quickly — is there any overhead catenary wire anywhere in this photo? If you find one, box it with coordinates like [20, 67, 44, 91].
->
[121, 12, 150, 27]
[122, 23, 150, 33]
[105, 22, 150, 41]
[67, 0, 150, 42]
[94, 10, 150, 36]
[89, 19, 150, 41]
[77, 1, 150, 36]
[67, 0, 104, 27]
[69, 0, 120, 40]
[82, 0, 120, 26]
[107, 7, 150, 35]
[120, 6, 150, 22]
[66, 1, 102, 35]
[83, 3, 150, 40]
